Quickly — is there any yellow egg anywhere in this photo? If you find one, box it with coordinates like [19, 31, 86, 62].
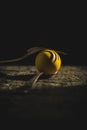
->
[35, 49, 61, 75]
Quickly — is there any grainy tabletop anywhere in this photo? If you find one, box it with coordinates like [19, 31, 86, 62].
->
[0, 65, 87, 120]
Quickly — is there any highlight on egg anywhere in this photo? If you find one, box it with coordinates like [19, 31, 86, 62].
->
[35, 49, 61, 75]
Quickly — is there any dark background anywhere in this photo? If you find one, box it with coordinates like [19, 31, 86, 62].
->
[0, 30, 86, 66]
[0, 4, 87, 66]
[0, 2, 87, 124]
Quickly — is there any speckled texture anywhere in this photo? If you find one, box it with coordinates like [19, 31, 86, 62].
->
[0, 66, 87, 90]
[0, 65, 87, 120]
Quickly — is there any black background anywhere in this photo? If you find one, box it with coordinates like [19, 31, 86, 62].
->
[0, 4, 87, 66]
[0, 2, 87, 124]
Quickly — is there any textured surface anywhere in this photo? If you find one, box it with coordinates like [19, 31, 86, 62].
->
[0, 65, 87, 90]
[0, 65, 87, 120]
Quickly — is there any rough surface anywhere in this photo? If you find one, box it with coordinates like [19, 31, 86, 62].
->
[0, 65, 87, 120]
[0, 66, 87, 90]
